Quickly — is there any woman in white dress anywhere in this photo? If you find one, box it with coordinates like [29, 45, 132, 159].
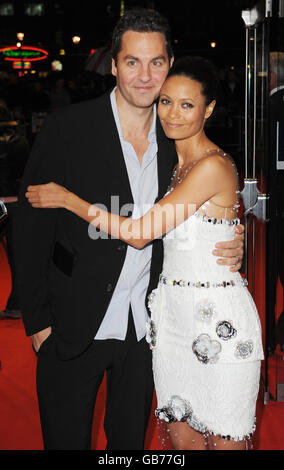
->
[26, 56, 264, 450]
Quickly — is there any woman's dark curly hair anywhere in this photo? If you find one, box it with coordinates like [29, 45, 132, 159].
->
[167, 56, 221, 105]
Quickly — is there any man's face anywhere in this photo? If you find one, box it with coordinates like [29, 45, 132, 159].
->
[112, 30, 172, 109]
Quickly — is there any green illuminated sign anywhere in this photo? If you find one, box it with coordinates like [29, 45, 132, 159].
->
[0, 46, 48, 61]
[3, 50, 41, 58]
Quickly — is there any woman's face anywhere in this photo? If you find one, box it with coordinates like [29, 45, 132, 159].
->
[158, 75, 215, 141]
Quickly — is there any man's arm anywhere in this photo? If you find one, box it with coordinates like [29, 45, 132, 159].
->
[13, 113, 65, 346]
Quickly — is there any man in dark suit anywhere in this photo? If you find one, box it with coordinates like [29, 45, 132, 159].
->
[14, 8, 244, 450]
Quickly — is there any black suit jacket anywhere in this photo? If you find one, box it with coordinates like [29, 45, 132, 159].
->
[14, 92, 177, 359]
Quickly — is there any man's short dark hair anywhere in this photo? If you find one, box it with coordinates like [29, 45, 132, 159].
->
[111, 8, 173, 65]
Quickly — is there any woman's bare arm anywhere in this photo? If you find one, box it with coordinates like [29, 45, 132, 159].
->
[26, 154, 235, 249]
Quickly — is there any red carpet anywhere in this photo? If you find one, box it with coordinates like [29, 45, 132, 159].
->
[1, 239, 284, 450]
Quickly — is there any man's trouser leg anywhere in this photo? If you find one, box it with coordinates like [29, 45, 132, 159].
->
[36, 332, 108, 450]
[36, 311, 154, 450]
[104, 311, 154, 450]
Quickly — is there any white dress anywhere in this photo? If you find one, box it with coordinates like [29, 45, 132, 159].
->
[146, 154, 264, 443]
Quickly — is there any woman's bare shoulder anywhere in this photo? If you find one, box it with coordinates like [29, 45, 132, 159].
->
[193, 151, 234, 179]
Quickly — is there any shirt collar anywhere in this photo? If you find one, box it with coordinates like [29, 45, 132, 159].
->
[110, 87, 157, 144]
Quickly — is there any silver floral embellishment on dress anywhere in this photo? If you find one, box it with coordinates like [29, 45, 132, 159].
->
[155, 395, 193, 423]
[216, 320, 237, 341]
[192, 334, 221, 364]
[195, 299, 216, 322]
[235, 340, 254, 359]
[187, 414, 208, 434]
[146, 319, 157, 350]
[147, 288, 159, 315]
[148, 290, 156, 306]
